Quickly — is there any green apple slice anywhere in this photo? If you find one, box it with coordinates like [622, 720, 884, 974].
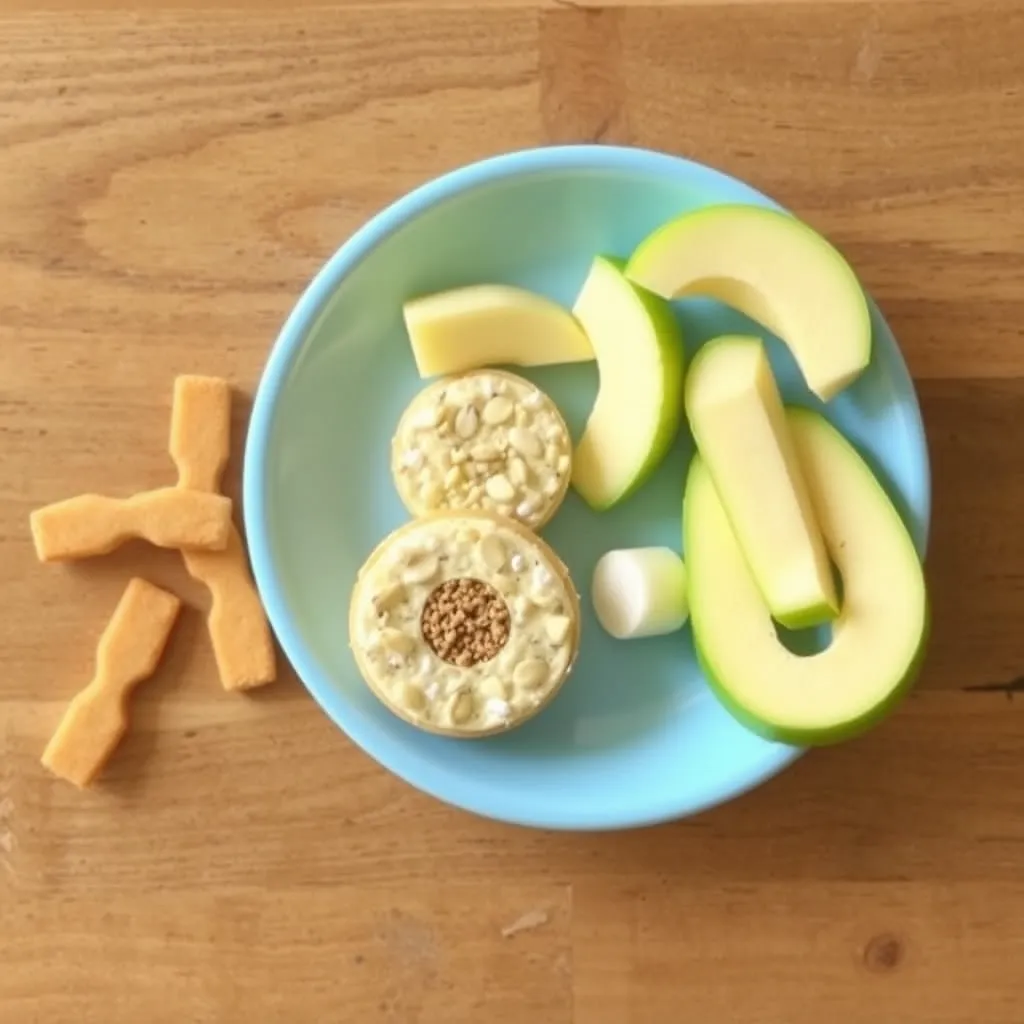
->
[403, 284, 594, 378]
[626, 205, 871, 401]
[684, 408, 928, 745]
[571, 256, 685, 510]
[685, 335, 837, 629]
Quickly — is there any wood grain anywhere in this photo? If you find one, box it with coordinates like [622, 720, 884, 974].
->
[3, 0, 1024, 1020]
[5, 691, 1024, 894]
[573, 882, 1024, 1023]
[1, 885, 573, 1023]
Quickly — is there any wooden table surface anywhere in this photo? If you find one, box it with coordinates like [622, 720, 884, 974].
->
[3, 0, 1024, 1020]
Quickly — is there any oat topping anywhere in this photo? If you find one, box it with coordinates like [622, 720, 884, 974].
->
[421, 578, 511, 666]
[391, 370, 572, 529]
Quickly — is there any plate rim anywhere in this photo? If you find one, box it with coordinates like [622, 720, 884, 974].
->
[242, 143, 932, 831]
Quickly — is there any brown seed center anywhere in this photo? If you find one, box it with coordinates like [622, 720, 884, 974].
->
[421, 578, 511, 667]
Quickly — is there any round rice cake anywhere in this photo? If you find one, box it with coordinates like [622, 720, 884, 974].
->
[349, 511, 581, 738]
[390, 370, 572, 530]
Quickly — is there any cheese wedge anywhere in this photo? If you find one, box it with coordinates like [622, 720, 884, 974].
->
[403, 284, 593, 378]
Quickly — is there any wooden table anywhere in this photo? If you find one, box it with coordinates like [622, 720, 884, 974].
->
[3, 0, 1023, 1020]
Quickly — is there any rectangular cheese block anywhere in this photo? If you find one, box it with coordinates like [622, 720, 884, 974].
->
[403, 285, 594, 378]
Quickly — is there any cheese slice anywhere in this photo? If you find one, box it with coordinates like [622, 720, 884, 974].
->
[403, 285, 594, 378]
[684, 335, 838, 628]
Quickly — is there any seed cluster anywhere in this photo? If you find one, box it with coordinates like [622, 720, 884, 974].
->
[421, 577, 511, 666]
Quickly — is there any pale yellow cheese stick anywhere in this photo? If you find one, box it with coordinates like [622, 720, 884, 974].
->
[30, 488, 232, 563]
[42, 578, 181, 788]
[170, 375, 276, 690]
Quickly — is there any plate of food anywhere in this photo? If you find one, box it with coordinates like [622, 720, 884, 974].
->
[243, 145, 930, 830]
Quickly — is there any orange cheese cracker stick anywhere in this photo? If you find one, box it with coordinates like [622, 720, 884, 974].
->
[30, 488, 232, 563]
[170, 374, 232, 493]
[183, 528, 277, 690]
[42, 578, 181, 788]
[170, 375, 277, 691]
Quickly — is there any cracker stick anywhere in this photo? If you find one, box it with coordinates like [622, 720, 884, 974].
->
[170, 375, 232, 493]
[42, 578, 181, 787]
[30, 487, 232, 563]
[182, 527, 276, 690]
[171, 375, 277, 690]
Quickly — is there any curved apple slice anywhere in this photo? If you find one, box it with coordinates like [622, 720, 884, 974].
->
[571, 256, 685, 510]
[684, 408, 928, 745]
[403, 284, 594, 378]
[626, 205, 871, 401]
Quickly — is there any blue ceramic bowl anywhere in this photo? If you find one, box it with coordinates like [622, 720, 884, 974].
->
[243, 145, 930, 831]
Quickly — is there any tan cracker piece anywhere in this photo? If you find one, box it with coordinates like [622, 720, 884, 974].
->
[41, 578, 182, 788]
[30, 487, 232, 563]
[170, 374, 276, 691]
[390, 369, 573, 531]
[349, 510, 581, 738]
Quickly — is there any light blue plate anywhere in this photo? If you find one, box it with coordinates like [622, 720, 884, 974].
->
[244, 145, 930, 831]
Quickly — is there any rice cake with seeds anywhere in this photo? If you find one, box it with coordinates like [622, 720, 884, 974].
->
[390, 370, 573, 530]
[349, 511, 581, 738]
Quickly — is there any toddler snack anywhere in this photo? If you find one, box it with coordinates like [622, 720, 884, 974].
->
[684, 409, 928, 745]
[403, 284, 594, 378]
[169, 373, 232, 492]
[391, 370, 572, 530]
[591, 547, 688, 640]
[170, 375, 276, 691]
[570, 255, 684, 511]
[41, 578, 181, 787]
[625, 204, 871, 401]
[30, 488, 232, 563]
[685, 336, 837, 628]
[349, 511, 580, 737]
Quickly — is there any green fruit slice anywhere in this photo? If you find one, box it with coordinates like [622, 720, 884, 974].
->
[627, 205, 871, 401]
[684, 408, 928, 745]
[571, 256, 685, 510]
[685, 335, 837, 628]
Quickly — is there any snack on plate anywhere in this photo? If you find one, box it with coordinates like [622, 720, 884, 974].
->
[169, 374, 276, 691]
[349, 511, 580, 737]
[685, 336, 837, 629]
[403, 283, 594, 378]
[30, 488, 233, 563]
[625, 204, 871, 401]
[391, 370, 572, 530]
[591, 547, 689, 640]
[684, 408, 928, 745]
[569, 255, 685, 511]
[41, 578, 182, 787]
